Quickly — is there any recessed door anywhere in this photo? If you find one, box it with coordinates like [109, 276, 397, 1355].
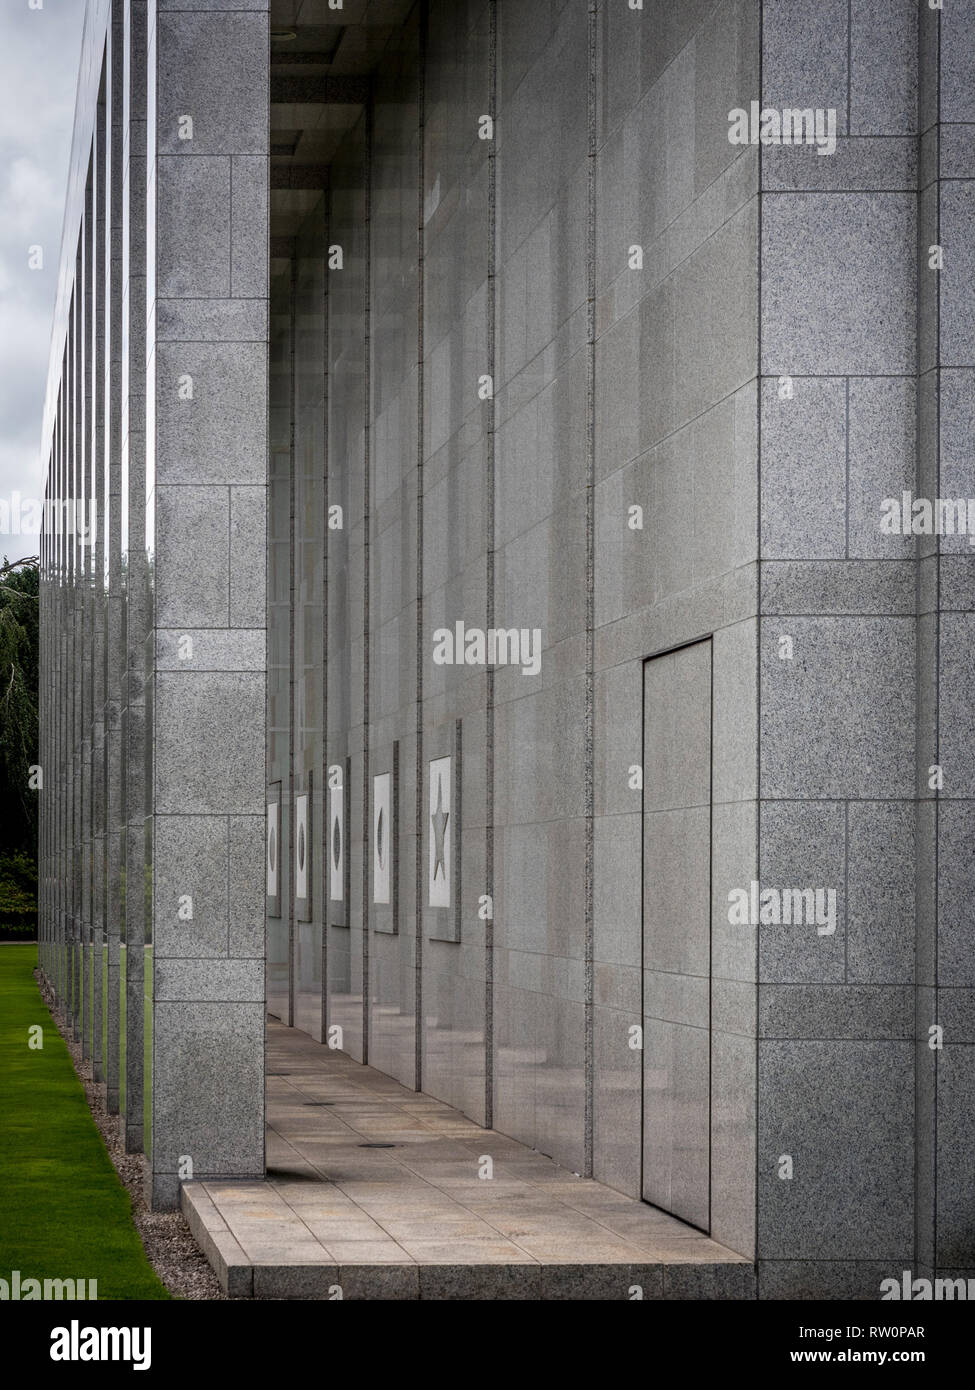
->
[642, 638, 712, 1232]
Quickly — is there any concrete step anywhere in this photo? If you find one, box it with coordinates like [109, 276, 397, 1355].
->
[181, 1023, 755, 1300]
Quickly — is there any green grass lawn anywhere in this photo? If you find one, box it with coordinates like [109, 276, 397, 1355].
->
[0, 945, 169, 1300]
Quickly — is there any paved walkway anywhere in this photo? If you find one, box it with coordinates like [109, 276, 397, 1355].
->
[182, 1021, 754, 1299]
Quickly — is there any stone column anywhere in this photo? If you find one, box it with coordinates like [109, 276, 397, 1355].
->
[71, 267, 83, 1041]
[122, 0, 148, 1154]
[90, 58, 109, 1082]
[145, 0, 268, 1209]
[105, 2, 125, 1117]
[757, 0, 919, 1297]
[80, 166, 93, 1062]
[916, 0, 975, 1285]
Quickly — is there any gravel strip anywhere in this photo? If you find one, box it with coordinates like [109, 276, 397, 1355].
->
[35, 969, 231, 1301]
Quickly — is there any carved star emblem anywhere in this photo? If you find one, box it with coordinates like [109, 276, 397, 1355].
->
[431, 773, 449, 881]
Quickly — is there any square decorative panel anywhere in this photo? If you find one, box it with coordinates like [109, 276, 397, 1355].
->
[373, 771, 391, 905]
[329, 778, 344, 903]
[425, 721, 462, 941]
[428, 754, 452, 908]
[266, 781, 281, 918]
[294, 777, 310, 921]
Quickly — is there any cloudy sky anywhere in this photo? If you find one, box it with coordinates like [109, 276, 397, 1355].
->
[1, 0, 84, 563]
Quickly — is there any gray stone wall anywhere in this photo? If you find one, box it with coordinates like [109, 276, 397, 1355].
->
[294, 1, 761, 1248]
[593, 0, 759, 1251]
[367, 7, 423, 1089]
[326, 111, 369, 1064]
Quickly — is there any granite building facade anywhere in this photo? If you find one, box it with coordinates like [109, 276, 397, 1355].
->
[37, 0, 974, 1297]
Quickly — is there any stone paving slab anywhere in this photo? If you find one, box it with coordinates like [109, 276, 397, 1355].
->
[181, 1021, 756, 1300]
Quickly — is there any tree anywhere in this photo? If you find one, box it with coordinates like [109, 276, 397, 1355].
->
[0, 557, 39, 930]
